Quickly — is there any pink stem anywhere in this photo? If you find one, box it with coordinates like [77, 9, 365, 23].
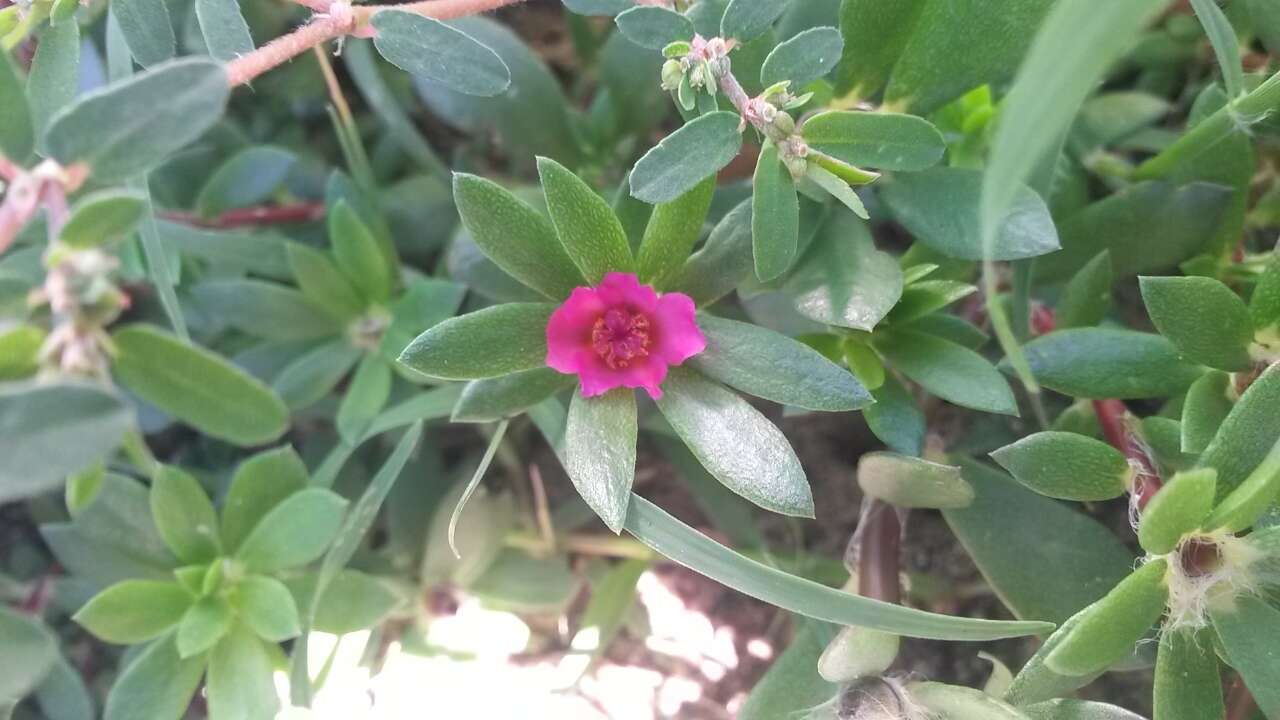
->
[159, 202, 325, 229]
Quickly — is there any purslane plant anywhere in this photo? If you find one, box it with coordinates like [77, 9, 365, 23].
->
[402, 157, 872, 531]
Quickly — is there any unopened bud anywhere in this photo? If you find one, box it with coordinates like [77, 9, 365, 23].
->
[661, 59, 683, 92]
[0, 7, 20, 36]
[771, 112, 795, 136]
[837, 677, 910, 720]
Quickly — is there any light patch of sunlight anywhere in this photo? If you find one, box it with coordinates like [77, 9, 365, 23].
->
[275, 571, 765, 718]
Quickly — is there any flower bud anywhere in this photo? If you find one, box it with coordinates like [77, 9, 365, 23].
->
[771, 111, 795, 137]
[660, 59, 683, 92]
[836, 677, 910, 720]
[0, 7, 20, 36]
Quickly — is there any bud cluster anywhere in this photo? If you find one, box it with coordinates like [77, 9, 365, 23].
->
[32, 245, 127, 379]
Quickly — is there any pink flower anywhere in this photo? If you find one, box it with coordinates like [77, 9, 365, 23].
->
[546, 272, 706, 400]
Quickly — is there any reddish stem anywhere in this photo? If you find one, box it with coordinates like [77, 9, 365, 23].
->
[857, 499, 902, 605]
[1225, 675, 1257, 720]
[158, 202, 325, 229]
[1093, 399, 1162, 510]
[18, 573, 54, 616]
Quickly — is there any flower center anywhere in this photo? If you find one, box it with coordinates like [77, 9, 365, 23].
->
[591, 308, 652, 369]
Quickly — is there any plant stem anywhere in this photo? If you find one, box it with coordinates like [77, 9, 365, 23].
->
[856, 499, 902, 605]
[226, 14, 350, 87]
[224, 0, 527, 87]
[157, 202, 326, 228]
[350, 0, 525, 23]
[1092, 398, 1163, 510]
[1134, 68, 1280, 180]
[1225, 675, 1258, 720]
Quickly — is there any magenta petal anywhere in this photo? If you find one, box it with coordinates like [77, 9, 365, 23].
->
[653, 292, 706, 365]
[596, 271, 658, 312]
[546, 287, 605, 373]
[545, 273, 704, 400]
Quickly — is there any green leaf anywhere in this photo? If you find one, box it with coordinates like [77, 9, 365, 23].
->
[194, 0, 254, 62]
[195, 146, 295, 218]
[880, 167, 1058, 261]
[234, 576, 301, 642]
[378, 278, 467, 363]
[614, 6, 694, 49]
[663, 198, 753, 305]
[0, 52, 34, 161]
[102, 635, 205, 720]
[176, 596, 232, 658]
[1154, 629, 1224, 720]
[1024, 700, 1145, 720]
[1137, 469, 1216, 555]
[689, 314, 871, 411]
[27, 21, 80, 142]
[0, 607, 57, 701]
[857, 452, 972, 508]
[1057, 251, 1113, 329]
[781, 209, 903, 331]
[752, 144, 800, 281]
[538, 156, 634, 281]
[944, 460, 1136, 625]
[760, 26, 843, 88]
[159, 221, 291, 280]
[909, 682, 1028, 720]
[567, 558, 648, 676]
[46, 58, 230, 183]
[452, 173, 585, 299]
[738, 623, 836, 720]
[112, 0, 175, 67]
[234, 489, 348, 573]
[1189, 0, 1244, 100]
[112, 325, 289, 446]
[0, 381, 131, 503]
[625, 494, 1053, 639]
[336, 354, 392, 444]
[1210, 595, 1280, 719]
[206, 625, 279, 720]
[412, 17, 581, 166]
[563, 0, 632, 15]
[721, 0, 788, 41]
[832, 0, 923, 98]
[371, 10, 511, 96]
[272, 340, 363, 411]
[287, 243, 365, 322]
[1005, 612, 1101, 706]
[421, 480, 513, 586]
[454, 368, 575, 423]
[883, 0, 1055, 114]
[74, 580, 192, 644]
[864, 374, 924, 457]
[817, 625, 900, 682]
[1181, 371, 1233, 454]
[805, 163, 869, 219]
[566, 390, 637, 533]
[656, 368, 813, 517]
[1204, 436, 1280, 533]
[1140, 275, 1253, 371]
[150, 466, 220, 564]
[1046, 559, 1169, 676]
[193, 279, 342, 340]
[286, 570, 401, 635]
[991, 432, 1131, 501]
[1250, 252, 1280, 333]
[398, 303, 554, 380]
[883, 279, 976, 325]
[0, 326, 44, 381]
[468, 550, 582, 613]
[59, 189, 148, 249]
[630, 111, 743, 204]
[875, 329, 1017, 415]
[636, 175, 716, 286]
[800, 111, 945, 172]
[1015, 329, 1204, 399]
[1038, 182, 1232, 282]
[330, 201, 394, 304]
[1199, 364, 1280, 501]
[32, 653, 95, 720]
